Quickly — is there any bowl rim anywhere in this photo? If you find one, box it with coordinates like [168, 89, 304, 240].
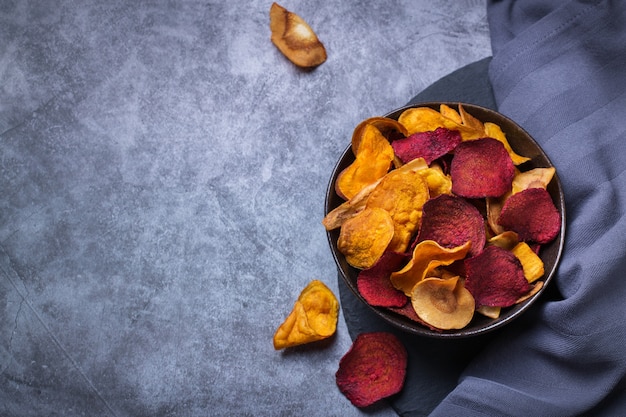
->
[325, 101, 566, 339]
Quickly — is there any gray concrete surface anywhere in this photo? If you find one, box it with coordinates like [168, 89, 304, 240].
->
[0, 1, 491, 415]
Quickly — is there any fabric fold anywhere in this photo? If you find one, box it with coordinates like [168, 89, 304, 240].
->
[430, 1, 626, 415]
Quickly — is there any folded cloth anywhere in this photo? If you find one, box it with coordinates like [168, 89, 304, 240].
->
[430, 1, 626, 416]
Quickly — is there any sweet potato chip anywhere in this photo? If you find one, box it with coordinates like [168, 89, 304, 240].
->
[357, 251, 410, 307]
[269, 3, 327, 68]
[397, 107, 483, 140]
[366, 159, 430, 253]
[464, 245, 532, 307]
[487, 230, 519, 251]
[391, 127, 462, 165]
[336, 332, 407, 408]
[391, 240, 471, 296]
[497, 187, 561, 244]
[459, 104, 485, 133]
[511, 241, 544, 283]
[439, 104, 462, 124]
[336, 123, 395, 200]
[419, 164, 452, 198]
[352, 117, 407, 153]
[322, 179, 381, 231]
[273, 280, 339, 349]
[416, 194, 486, 257]
[410, 276, 475, 330]
[483, 122, 531, 165]
[337, 207, 395, 269]
[450, 137, 515, 198]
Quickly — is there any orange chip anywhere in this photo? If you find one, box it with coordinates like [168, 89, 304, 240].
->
[322, 178, 381, 231]
[410, 276, 475, 330]
[511, 242, 544, 283]
[273, 280, 339, 349]
[390, 240, 471, 296]
[439, 104, 462, 124]
[366, 159, 430, 253]
[352, 117, 407, 153]
[397, 106, 484, 140]
[337, 207, 395, 269]
[269, 3, 327, 68]
[335, 123, 395, 200]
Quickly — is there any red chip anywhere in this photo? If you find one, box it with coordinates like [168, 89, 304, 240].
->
[391, 127, 462, 165]
[416, 194, 486, 257]
[497, 187, 561, 244]
[464, 245, 531, 307]
[357, 251, 410, 308]
[336, 332, 408, 408]
[450, 137, 515, 198]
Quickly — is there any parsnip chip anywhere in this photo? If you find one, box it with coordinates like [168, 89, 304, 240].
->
[335, 123, 395, 200]
[366, 159, 430, 253]
[410, 276, 475, 330]
[476, 305, 501, 319]
[511, 242, 544, 283]
[337, 207, 394, 269]
[511, 167, 556, 194]
[484, 122, 531, 165]
[273, 280, 339, 349]
[391, 240, 471, 296]
[450, 137, 515, 198]
[269, 3, 327, 68]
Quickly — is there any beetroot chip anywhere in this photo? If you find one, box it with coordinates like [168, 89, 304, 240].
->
[464, 245, 531, 307]
[450, 137, 515, 198]
[357, 251, 410, 308]
[391, 127, 462, 165]
[416, 194, 486, 257]
[336, 332, 408, 408]
[497, 187, 561, 244]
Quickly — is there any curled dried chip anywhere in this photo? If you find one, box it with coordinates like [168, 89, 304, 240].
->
[322, 179, 381, 231]
[487, 230, 519, 251]
[391, 127, 462, 165]
[511, 167, 556, 194]
[439, 103, 462, 124]
[410, 276, 475, 330]
[483, 122, 531, 165]
[366, 159, 430, 253]
[450, 137, 515, 198]
[397, 107, 483, 140]
[336, 123, 395, 200]
[336, 332, 408, 408]
[476, 305, 501, 319]
[417, 194, 486, 257]
[273, 280, 339, 350]
[357, 251, 410, 308]
[511, 241, 544, 283]
[419, 164, 452, 197]
[459, 104, 485, 132]
[337, 207, 395, 269]
[352, 117, 408, 153]
[391, 240, 471, 296]
[464, 245, 532, 308]
[269, 3, 327, 68]
[497, 187, 561, 244]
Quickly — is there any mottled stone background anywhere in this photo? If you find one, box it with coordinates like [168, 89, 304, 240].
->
[0, 1, 491, 416]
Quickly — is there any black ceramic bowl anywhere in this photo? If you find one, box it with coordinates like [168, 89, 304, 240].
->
[325, 102, 566, 338]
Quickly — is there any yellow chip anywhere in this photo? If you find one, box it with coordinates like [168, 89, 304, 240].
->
[483, 122, 531, 165]
[366, 159, 430, 253]
[390, 240, 471, 296]
[337, 207, 394, 269]
[511, 242, 545, 283]
[273, 280, 339, 350]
